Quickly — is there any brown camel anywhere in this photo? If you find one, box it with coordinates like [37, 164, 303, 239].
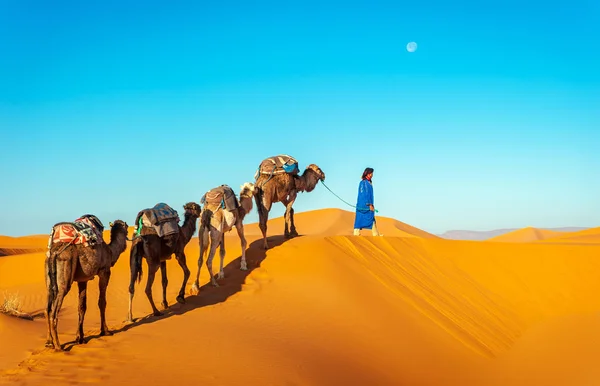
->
[127, 202, 201, 322]
[45, 219, 129, 351]
[190, 182, 257, 293]
[254, 163, 325, 249]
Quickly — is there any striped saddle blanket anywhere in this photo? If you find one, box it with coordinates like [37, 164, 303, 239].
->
[254, 154, 299, 179]
[50, 215, 105, 247]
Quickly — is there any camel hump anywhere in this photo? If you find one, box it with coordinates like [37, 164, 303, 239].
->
[255, 155, 299, 179]
[201, 184, 239, 211]
[50, 215, 105, 247]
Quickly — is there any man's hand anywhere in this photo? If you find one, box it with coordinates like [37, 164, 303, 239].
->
[369, 204, 374, 211]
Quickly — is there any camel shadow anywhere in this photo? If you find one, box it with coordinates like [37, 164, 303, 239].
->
[62, 234, 300, 351]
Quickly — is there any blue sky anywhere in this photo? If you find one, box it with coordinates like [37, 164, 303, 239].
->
[1, 0, 599, 236]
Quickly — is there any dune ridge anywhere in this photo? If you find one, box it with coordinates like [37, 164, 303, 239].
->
[1, 208, 599, 385]
[539, 226, 600, 244]
[486, 226, 566, 243]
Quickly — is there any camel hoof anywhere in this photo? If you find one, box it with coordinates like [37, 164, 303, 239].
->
[240, 262, 248, 271]
[217, 272, 224, 280]
[76, 336, 85, 345]
[176, 295, 185, 304]
[100, 330, 113, 337]
[161, 301, 168, 310]
[211, 281, 219, 287]
[189, 284, 200, 296]
[45, 341, 54, 349]
[290, 231, 299, 237]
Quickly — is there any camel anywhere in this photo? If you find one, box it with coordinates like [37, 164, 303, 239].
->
[254, 163, 325, 249]
[45, 219, 129, 351]
[127, 202, 201, 322]
[190, 182, 257, 293]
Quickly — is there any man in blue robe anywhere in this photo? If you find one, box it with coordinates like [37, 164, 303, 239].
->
[353, 167, 382, 236]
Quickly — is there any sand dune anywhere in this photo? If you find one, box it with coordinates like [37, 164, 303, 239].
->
[243, 208, 439, 238]
[439, 227, 588, 241]
[1, 209, 599, 385]
[486, 226, 566, 242]
[0, 235, 47, 257]
[539, 226, 600, 244]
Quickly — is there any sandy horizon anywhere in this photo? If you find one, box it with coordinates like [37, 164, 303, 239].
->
[1, 208, 600, 385]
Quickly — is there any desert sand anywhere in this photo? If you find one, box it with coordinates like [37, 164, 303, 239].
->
[486, 227, 567, 243]
[1, 208, 600, 385]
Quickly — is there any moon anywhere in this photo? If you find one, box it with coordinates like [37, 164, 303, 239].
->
[406, 41, 417, 52]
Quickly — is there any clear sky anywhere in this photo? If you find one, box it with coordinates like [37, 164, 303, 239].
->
[1, 0, 599, 236]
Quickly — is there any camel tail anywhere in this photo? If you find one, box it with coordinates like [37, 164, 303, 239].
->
[198, 210, 211, 256]
[46, 229, 60, 317]
[46, 252, 58, 316]
[253, 187, 264, 214]
[130, 241, 143, 284]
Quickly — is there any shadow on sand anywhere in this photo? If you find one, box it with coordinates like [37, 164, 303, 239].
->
[62, 234, 298, 351]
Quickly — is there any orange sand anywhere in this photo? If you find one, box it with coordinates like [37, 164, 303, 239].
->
[539, 226, 600, 244]
[486, 226, 566, 242]
[1, 209, 599, 385]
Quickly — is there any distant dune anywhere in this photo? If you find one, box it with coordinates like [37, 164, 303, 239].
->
[486, 227, 568, 243]
[1, 209, 599, 385]
[439, 227, 588, 241]
[539, 227, 600, 244]
[0, 236, 47, 257]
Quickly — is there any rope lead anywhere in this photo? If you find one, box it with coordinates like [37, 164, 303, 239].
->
[320, 180, 379, 213]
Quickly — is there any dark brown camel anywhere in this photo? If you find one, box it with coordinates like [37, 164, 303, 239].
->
[254, 164, 325, 249]
[127, 202, 201, 322]
[45, 219, 129, 351]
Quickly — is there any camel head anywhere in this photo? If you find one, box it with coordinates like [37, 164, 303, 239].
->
[307, 164, 325, 182]
[240, 182, 258, 199]
[183, 202, 202, 218]
[108, 219, 129, 234]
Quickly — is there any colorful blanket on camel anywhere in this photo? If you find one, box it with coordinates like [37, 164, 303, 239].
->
[50, 214, 105, 247]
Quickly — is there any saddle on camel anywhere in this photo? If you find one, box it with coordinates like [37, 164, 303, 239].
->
[201, 184, 239, 211]
[254, 154, 299, 182]
[47, 214, 105, 251]
[133, 203, 180, 238]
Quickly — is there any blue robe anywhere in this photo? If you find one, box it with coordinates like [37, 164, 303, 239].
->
[353, 179, 375, 229]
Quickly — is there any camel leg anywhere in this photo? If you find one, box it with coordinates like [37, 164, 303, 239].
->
[160, 261, 168, 310]
[206, 231, 221, 287]
[75, 281, 88, 344]
[98, 270, 112, 336]
[289, 207, 298, 237]
[175, 252, 189, 304]
[256, 195, 272, 249]
[49, 258, 73, 351]
[236, 221, 248, 271]
[49, 287, 67, 351]
[283, 200, 292, 238]
[44, 257, 53, 347]
[217, 235, 226, 280]
[285, 198, 298, 238]
[127, 241, 143, 323]
[190, 228, 208, 295]
[144, 262, 162, 316]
